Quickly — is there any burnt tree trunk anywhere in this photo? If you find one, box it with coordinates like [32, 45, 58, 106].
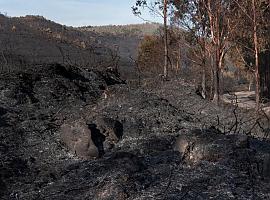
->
[163, 0, 168, 78]
[252, 0, 260, 112]
[259, 49, 270, 101]
[201, 61, 206, 99]
[213, 52, 221, 105]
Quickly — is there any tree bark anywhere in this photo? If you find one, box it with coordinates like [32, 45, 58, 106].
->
[213, 54, 221, 105]
[252, 0, 260, 112]
[213, 28, 221, 105]
[201, 39, 207, 99]
[163, 0, 168, 78]
[201, 64, 206, 99]
[259, 50, 270, 99]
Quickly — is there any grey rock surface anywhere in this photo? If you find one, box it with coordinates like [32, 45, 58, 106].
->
[60, 120, 99, 159]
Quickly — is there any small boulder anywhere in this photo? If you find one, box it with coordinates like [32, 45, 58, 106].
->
[60, 120, 99, 159]
[173, 134, 190, 157]
[174, 128, 249, 164]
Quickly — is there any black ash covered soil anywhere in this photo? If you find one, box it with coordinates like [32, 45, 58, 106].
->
[0, 64, 270, 199]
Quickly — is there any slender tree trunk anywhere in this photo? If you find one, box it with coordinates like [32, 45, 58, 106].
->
[202, 64, 206, 99]
[177, 42, 181, 74]
[208, 6, 221, 105]
[248, 72, 253, 91]
[210, 53, 214, 99]
[260, 50, 270, 99]
[163, 0, 168, 78]
[220, 69, 223, 96]
[201, 39, 207, 99]
[213, 30, 221, 105]
[253, 0, 260, 112]
[213, 53, 221, 105]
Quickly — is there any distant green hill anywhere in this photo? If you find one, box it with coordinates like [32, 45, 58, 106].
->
[78, 23, 161, 37]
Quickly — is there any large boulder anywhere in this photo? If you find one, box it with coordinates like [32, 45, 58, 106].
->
[60, 119, 99, 159]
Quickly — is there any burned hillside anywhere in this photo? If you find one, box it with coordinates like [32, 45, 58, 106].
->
[0, 14, 148, 79]
[0, 6, 270, 200]
[1, 60, 270, 199]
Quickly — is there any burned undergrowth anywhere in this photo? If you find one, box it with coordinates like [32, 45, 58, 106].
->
[0, 65, 270, 199]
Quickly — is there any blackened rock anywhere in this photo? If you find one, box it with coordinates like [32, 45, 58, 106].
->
[99, 68, 126, 86]
[89, 117, 124, 151]
[107, 151, 146, 173]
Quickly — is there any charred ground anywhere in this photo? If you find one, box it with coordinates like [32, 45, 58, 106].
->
[0, 62, 270, 199]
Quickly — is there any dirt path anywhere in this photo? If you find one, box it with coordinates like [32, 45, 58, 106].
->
[223, 91, 257, 109]
[223, 91, 270, 115]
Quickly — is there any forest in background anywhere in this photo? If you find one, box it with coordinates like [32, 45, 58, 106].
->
[133, 0, 270, 112]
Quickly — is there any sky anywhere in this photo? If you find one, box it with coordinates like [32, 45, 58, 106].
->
[0, 0, 162, 27]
